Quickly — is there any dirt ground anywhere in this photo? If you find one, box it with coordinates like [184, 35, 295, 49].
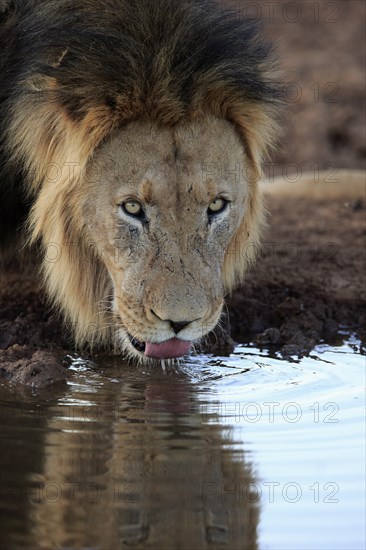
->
[1, 0, 365, 386]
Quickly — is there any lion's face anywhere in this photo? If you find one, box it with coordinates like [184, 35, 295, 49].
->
[82, 116, 250, 361]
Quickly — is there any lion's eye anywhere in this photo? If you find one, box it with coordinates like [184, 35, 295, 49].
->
[121, 200, 144, 218]
[207, 198, 227, 216]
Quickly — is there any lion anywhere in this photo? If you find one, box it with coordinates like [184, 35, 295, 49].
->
[0, 0, 282, 362]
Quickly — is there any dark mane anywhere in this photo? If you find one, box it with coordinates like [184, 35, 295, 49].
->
[2, 0, 280, 119]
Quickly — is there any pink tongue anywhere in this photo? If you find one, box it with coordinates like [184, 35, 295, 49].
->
[145, 338, 191, 359]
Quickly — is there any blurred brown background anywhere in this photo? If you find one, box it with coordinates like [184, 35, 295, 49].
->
[226, 0, 365, 175]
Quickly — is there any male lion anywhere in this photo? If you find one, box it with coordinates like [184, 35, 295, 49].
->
[0, 0, 282, 361]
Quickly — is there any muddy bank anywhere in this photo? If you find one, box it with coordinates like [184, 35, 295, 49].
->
[0, 269, 71, 386]
[228, 192, 366, 357]
[1, 190, 365, 386]
[0, 345, 67, 387]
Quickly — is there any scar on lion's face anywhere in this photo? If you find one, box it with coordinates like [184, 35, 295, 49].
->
[82, 116, 249, 359]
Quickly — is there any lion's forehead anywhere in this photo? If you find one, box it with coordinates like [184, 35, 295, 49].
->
[88, 115, 248, 207]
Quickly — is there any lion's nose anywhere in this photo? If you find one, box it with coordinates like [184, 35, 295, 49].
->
[151, 310, 195, 334]
[169, 320, 191, 334]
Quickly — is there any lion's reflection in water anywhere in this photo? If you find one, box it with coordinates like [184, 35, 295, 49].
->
[27, 363, 259, 549]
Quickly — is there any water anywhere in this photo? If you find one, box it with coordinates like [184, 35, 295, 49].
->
[0, 335, 365, 550]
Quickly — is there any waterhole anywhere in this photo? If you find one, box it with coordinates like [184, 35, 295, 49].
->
[0, 334, 364, 549]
